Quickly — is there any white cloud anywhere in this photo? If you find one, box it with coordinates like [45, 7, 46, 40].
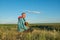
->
[25, 10, 40, 14]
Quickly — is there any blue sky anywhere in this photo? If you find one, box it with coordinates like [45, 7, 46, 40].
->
[0, 0, 60, 24]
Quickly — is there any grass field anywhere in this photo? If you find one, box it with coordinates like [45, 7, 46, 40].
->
[0, 23, 60, 40]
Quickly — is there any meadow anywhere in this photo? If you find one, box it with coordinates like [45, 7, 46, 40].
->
[0, 23, 60, 40]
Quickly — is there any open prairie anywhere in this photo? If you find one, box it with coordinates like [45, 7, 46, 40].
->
[0, 23, 60, 40]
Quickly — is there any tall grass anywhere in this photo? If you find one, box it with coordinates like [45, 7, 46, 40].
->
[0, 24, 60, 40]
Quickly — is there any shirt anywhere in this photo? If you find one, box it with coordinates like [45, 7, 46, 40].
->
[17, 16, 28, 32]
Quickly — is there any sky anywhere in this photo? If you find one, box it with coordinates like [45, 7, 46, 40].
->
[0, 0, 60, 24]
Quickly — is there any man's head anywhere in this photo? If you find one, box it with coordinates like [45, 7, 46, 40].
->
[22, 12, 26, 18]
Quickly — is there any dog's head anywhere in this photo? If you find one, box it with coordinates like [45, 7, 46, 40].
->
[25, 22, 29, 26]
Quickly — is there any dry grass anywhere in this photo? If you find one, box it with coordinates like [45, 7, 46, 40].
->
[0, 24, 60, 40]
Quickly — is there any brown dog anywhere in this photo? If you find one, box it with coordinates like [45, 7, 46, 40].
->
[24, 22, 34, 33]
[25, 22, 29, 27]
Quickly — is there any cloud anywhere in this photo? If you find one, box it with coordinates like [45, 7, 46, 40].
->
[25, 10, 40, 14]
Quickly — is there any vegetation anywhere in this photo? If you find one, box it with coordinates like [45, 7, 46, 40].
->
[0, 23, 60, 40]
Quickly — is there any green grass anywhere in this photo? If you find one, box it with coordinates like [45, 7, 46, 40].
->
[0, 23, 60, 40]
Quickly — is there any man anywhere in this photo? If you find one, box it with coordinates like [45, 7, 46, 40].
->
[18, 12, 28, 32]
